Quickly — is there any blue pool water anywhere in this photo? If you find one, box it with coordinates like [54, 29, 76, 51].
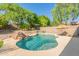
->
[16, 34, 58, 51]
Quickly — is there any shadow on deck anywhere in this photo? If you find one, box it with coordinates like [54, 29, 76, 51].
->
[60, 27, 79, 56]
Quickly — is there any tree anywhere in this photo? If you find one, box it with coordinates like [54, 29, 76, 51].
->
[38, 16, 50, 27]
[51, 3, 79, 26]
[0, 3, 51, 29]
[0, 4, 37, 29]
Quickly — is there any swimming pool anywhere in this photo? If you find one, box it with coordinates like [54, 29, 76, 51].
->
[16, 33, 58, 51]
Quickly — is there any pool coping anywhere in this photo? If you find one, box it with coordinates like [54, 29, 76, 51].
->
[0, 33, 72, 56]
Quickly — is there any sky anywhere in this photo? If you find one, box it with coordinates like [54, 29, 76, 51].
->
[19, 3, 55, 21]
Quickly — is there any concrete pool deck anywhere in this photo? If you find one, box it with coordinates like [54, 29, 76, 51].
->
[0, 35, 72, 56]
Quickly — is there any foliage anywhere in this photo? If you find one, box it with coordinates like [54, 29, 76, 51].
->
[0, 4, 51, 29]
[0, 4, 37, 29]
[0, 40, 4, 48]
[26, 14, 39, 28]
[51, 3, 79, 26]
[38, 16, 50, 27]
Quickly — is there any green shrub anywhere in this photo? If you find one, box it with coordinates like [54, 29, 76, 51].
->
[19, 23, 30, 30]
[0, 40, 4, 48]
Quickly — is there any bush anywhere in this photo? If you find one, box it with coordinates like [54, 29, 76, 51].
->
[0, 40, 4, 48]
[19, 23, 30, 30]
